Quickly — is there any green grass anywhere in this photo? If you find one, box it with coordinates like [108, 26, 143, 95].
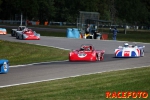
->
[0, 25, 150, 100]
[0, 66, 149, 100]
[108, 30, 150, 43]
[0, 40, 69, 65]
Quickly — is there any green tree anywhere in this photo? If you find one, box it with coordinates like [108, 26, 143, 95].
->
[97, 0, 111, 20]
[0, 0, 150, 25]
[0, 0, 39, 20]
[116, 0, 149, 25]
[0, 0, 2, 12]
[38, 0, 55, 24]
[21, 0, 39, 20]
[142, 0, 150, 25]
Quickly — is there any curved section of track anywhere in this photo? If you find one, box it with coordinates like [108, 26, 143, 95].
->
[0, 34, 150, 87]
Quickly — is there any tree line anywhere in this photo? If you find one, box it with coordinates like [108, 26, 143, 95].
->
[0, 0, 149, 26]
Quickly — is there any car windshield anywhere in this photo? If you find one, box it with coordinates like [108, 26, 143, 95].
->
[80, 44, 93, 51]
[21, 27, 26, 30]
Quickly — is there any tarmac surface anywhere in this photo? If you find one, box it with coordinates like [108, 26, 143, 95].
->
[0, 29, 150, 87]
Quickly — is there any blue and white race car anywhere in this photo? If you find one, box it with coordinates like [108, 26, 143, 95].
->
[0, 59, 9, 74]
[115, 43, 145, 57]
[0, 28, 7, 35]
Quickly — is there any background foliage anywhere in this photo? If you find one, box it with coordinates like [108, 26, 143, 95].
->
[0, 0, 149, 25]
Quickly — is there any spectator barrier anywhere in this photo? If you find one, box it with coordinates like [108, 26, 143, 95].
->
[101, 33, 108, 40]
[67, 28, 80, 38]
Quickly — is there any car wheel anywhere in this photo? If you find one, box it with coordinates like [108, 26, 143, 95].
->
[96, 54, 99, 61]
[14, 32, 16, 37]
[100, 53, 104, 61]
[96, 53, 102, 61]
[22, 35, 24, 40]
[16, 34, 18, 39]
[16, 34, 19, 39]
[141, 50, 144, 57]
[11, 31, 13, 36]
[3, 62, 8, 72]
[100, 56, 104, 61]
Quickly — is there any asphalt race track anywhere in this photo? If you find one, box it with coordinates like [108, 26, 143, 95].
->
[0, 33, 150, 87]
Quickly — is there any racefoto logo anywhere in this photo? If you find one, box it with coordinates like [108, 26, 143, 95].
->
[106, 91, 148, 99]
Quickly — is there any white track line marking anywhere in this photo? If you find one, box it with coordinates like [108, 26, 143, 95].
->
[4, 39, 149, 88]
[29, 43, 71, 51]
[1, 65, 150, 88]
[10, 60, 68, 68]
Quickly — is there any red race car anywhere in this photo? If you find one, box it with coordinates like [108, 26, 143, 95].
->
[16, 28, 40, 40]
[69, 44, 105, 61]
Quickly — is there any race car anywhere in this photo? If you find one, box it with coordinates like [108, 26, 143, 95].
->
[69, 44, 105, 61]
[115, 43, 145, 57]
[0, 59, 9, 74]
[0, 28, 7, 35]
[16, 28, 40, 40]
[11, 26, 26, 37]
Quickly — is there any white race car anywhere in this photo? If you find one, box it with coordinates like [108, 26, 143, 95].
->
[115, 43, 145, 57]
[11, 26, 26, 37]
[16, 28, 40, 40]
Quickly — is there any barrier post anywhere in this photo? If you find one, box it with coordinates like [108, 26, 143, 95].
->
[44, 21, 48, 25]
[101, 33, 108, 40]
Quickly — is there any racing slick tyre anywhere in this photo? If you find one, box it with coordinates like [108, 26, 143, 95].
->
[11, 31, 13, 36]
[96, 54, 103, 61]
[16, 34, 19, 39]
[3, 62, 8, 73]
[100, 56, 104, 61]
[141, 50, 144, 57]
[96, 54, 99, 61]
[100, 53, 104, 61]
[22, 35, 24, 40]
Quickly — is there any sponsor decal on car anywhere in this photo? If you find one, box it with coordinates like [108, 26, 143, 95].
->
[78, 53, 87, 58]
[124, 51, 130, 57]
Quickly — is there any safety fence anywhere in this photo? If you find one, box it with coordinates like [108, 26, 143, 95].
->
[0, 20, 76, 26]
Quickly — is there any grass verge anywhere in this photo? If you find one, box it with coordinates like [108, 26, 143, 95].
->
[0, 40, 69, 65]
[0, 66, 149, 100]
[108, 30, 150, 43]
